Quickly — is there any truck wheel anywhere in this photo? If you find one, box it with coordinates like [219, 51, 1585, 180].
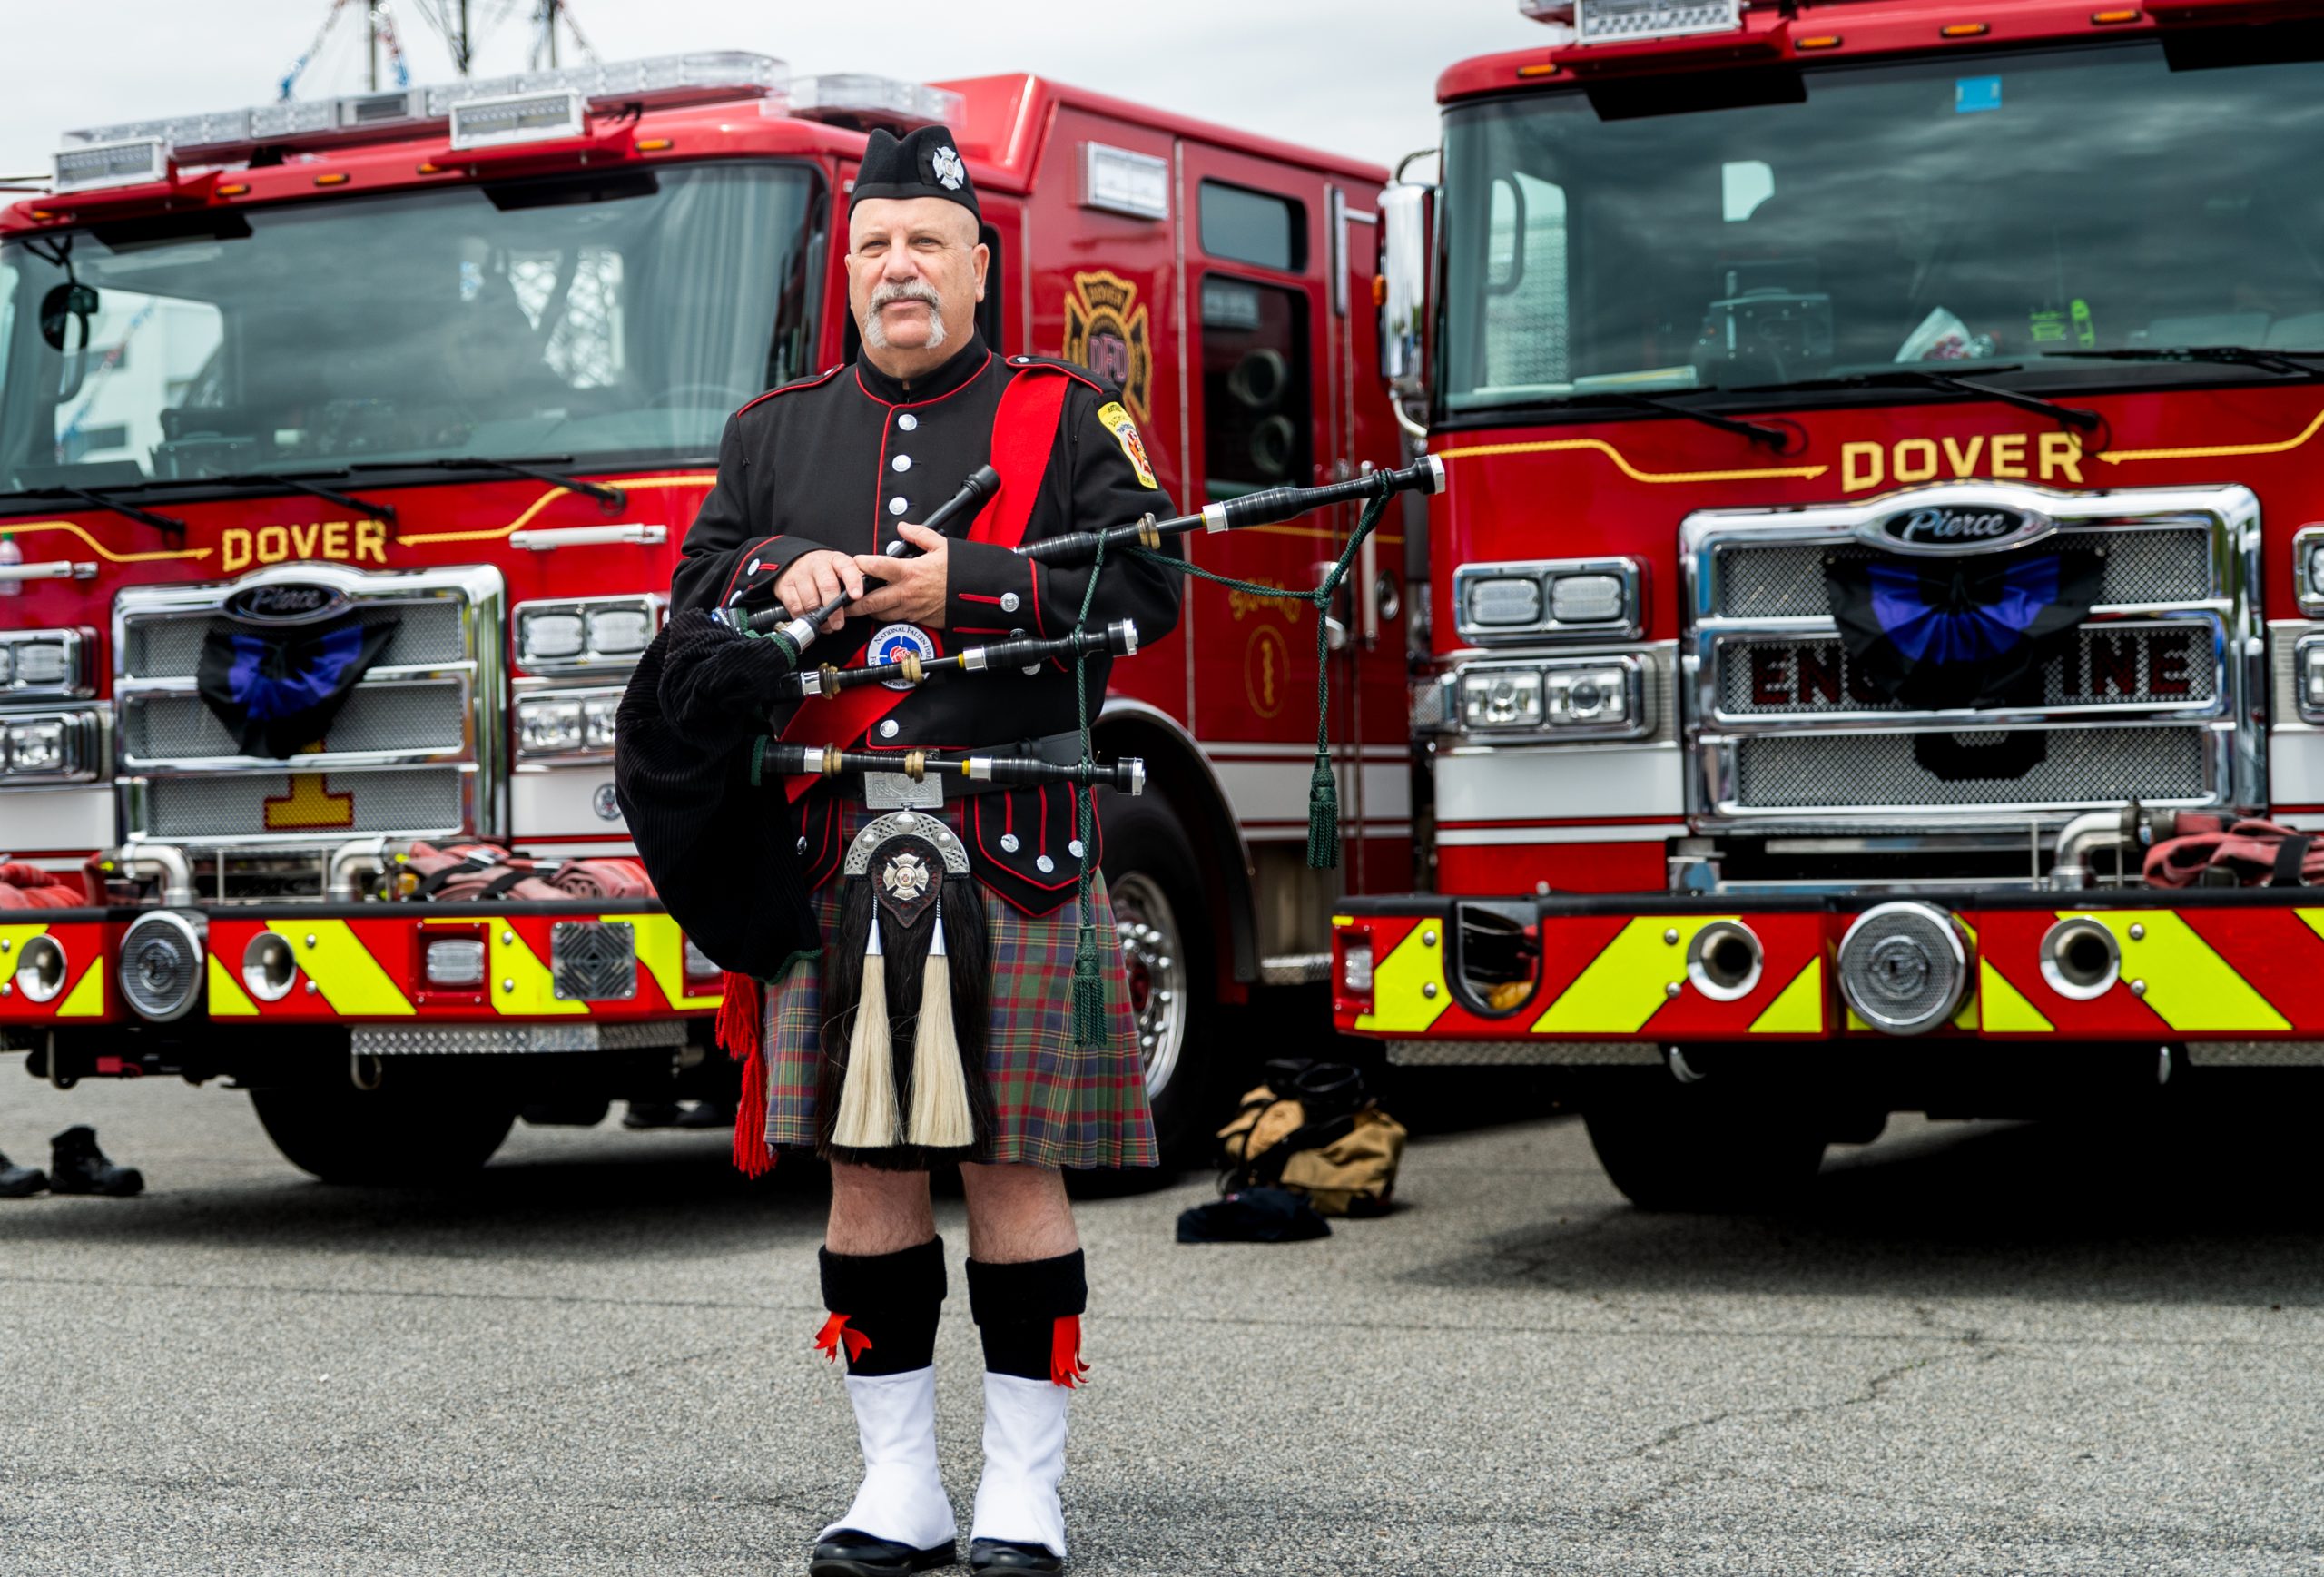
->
[1582, 1076, 1827, 1212]
[1096, 793, 1224, 1168]
[250, 1084, 517, 1186]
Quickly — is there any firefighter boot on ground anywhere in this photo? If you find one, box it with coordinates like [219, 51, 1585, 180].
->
[0, 1149, 46, 1198]
[48, 1128, 143, 1197]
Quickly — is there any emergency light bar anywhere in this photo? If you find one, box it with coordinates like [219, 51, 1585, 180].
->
[1571, 0, 1743, 44]
[449, 90, 586, 152]
[788, 74, 962, 130]
[61, 50, 790, 167]
[51, 137, 170, 194]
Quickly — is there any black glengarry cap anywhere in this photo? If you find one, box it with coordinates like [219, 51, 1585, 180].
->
[850, 125, 979, 220]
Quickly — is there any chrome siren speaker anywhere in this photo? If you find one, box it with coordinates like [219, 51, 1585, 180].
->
[1837, 902, 1968, 1036]
[120, 911, 207, 1022]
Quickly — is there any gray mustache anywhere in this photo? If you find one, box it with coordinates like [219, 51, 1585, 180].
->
[871, 281, 942, 310]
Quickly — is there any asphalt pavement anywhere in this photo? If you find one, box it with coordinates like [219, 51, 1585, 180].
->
[1, 1065, 2319, 1576]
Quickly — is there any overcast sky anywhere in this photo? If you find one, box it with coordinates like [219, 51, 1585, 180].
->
[1, 1, 1542, 182]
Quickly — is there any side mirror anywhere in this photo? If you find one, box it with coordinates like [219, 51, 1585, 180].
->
[1376, 180, 1433, 437]
[40, 281, 99, 402]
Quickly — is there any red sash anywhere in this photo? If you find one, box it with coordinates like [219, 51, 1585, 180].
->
[779, 369, 1069, 802]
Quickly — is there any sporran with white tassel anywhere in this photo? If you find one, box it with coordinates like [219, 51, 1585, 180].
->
[817, 811, 993, 1168]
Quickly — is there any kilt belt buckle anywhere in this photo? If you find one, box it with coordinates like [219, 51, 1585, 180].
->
[862, 772, 944, 810]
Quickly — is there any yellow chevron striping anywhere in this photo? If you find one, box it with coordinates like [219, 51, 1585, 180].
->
[630, 912, 721, 1010]
[1978, 960, 2054, 1033]
[267, 920, 415, 1017]
[1533, 915, 1739, 1035]
[491, 922, 588, 1017]
[56, 958, 104, 1018]
[1354, 923, 1451, 1035]
[206, 954, 260, 1017]
[2063, 910, 2287, 1032]
[1748, 957, 1826, 1033]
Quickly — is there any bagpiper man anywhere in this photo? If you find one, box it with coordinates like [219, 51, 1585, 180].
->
[661, 124, 1182, 1576]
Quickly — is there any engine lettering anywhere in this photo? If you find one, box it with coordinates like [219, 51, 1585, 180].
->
[1842, 431, 2085, 493]
[221, 519, 389, 573]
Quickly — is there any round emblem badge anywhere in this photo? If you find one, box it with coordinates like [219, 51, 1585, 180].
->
[593, 783, 623, 823]
[870, 622, 938, 690]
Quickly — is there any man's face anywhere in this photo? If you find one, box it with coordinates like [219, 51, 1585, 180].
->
[846, 197, 987, 364]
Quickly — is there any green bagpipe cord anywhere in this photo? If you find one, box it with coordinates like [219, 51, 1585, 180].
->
[1060, 492, 1394, 1046]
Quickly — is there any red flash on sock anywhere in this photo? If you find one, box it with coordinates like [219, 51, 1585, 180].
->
[1050, 1316, 1089, 1388]
[816, 1313, 874, 1365]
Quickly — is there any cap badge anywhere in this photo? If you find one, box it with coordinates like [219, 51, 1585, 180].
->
[931, 145, 966, 191]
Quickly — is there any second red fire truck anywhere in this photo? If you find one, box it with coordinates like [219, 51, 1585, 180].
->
[1338, 0, 2324, 1207]
[0, 54, 1407, 1178]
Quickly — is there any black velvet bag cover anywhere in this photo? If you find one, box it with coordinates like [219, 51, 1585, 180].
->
[612, 612, 818, 977]
[195, 616, 398, 758]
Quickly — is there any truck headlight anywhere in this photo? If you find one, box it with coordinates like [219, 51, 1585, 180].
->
[683, 937, 722, 985]
[5, 719, 67, 773]
[519, 609, 587, 662]
[1452, 559, 1640, 643]
[517, 697, 583, 754]
[0, 628, 89, 695]
[584, 696, 619, 749]
[2299, 635, 2324, 724]
[424, 936, 487, 988]
[1461, 668, 1543, 730]
[515, 596, 661, 669]
[1547, 665, 1631, 727]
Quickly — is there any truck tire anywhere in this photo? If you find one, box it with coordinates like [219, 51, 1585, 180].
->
[1094, 792, 1226, 1169]
[250, 1084, 517, 1186]
[1582, 1076, 1827, 1212]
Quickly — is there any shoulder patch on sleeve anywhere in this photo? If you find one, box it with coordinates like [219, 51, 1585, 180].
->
[1096, 399, 1160, 490]
[734, 364, 844, 419]
[1002, 353, 1108, 396]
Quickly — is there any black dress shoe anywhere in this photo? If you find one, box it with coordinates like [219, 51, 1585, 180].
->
[621, 1101, 682, 1129]
[968, 1539, 1063, 1574]
[809, 1528, 958, 1576]
[0, 1151, 46, 1198]
[47, 1127, 142, 1197]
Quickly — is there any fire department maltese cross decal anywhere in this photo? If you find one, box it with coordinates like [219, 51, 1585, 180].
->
[931, 145, 966, 191]
[1062, 270, 1153, 423]
[882, 851, 931, 902]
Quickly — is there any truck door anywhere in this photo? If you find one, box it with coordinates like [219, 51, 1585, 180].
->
[1175, 145, 1344, 855]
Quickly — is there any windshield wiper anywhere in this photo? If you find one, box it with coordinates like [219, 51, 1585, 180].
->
[2043, 345, 2324, 376]
[14, 485, 187, 537]
[361, 456, 626, 512]
[1734, 366, 2102, 438]
[210, 470, 398, 525]
[1565, 391, 1799, 452]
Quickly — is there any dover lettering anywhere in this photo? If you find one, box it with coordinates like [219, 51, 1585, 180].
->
[221, 518, 389, 573]
[1842, 431, 2085, 494]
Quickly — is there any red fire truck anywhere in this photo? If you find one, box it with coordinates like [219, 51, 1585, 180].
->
[0, 54, 1407, 1178]
[1336, 0, 2324, 1207]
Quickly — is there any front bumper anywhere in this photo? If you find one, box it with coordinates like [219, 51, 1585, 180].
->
[0, 899, 722, 1032]
[1332, 889, 2324, 1054]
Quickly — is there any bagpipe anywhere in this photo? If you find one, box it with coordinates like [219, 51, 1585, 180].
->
[614, 451, 1447, 1171]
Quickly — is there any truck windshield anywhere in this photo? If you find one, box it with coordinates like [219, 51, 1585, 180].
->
[0, 161, 822, 487]
[1440, 43, 2324, 414]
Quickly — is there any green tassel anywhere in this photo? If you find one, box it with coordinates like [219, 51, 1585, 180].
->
[1305, 753, 1339, 870]
[1069, 922, 1107, 1047]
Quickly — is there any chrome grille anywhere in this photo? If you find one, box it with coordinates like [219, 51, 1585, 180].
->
[123, 681, 468, 762]
[1682, 484, 2258, 831]
[139, 767, 468, 840]
[123, 600, 465, 679]
[1715, 622, 2218, 718]
[113, 565, 504, 847]
[1712, 527, 2212, 619]
[1732, 725, 2211, 809]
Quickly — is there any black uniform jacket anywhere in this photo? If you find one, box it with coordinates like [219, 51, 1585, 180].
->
[670, 333, 1184, 913]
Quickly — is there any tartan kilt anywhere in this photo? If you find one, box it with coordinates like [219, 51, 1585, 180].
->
[762, 803, 1158, 1170]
